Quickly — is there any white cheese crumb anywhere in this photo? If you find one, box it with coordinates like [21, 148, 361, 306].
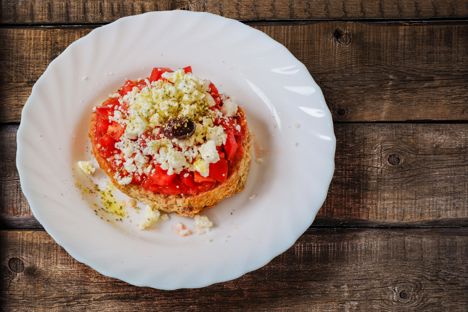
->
[115, 174, 132, 185]
[77, 161, 96, 175]
[199, 140, 220, 164]
[221, 98, 238, 117]
[174, 223, 192, 237]
[249, 194, 257, 200]
[81, 76, 89, 81]
[139, 206, 161, 230]
[194, 215, 214, 234]
[207, 126, 227, 146]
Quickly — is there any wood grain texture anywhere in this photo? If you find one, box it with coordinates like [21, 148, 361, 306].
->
[1, 229, 467, 311]
[3, 123, 467, 229]
[1, 0, 468, 24]
[1, 22, 467, 123]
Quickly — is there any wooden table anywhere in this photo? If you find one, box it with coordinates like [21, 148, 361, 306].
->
[1, 1, 467, 310]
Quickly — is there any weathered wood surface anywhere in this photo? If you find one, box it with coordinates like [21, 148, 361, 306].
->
[1, 22, 467, 123]
[2, 229, 467, 311]
[3, 123, 467, 229]
[1, 1, 467, 309]
[1, 0, 467, 24]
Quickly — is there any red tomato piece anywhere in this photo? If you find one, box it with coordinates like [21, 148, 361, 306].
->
[102, 97, 120, 108]
[160, 182, 185, 195]
[224, 131, 238, 161]
[209, 82, 219, 97]
[196, 181, 217, 193]
[194, 172, 216, 184]
[136, 79, 147, 90]
[107, 122, 125, 140]
[181, 172, 197, 188]
[145, 166, 177, 187]
[118, 80, 137, 96]
[149, 67, 172, 82]
[183, 66, 192, 73]
[95, 106, 113, 136]
[98, 134, 116, 157]
[209, 159, 228, 183]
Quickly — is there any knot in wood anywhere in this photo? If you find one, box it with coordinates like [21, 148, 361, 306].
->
[388, 153, 401, 166]
[336, 108, 346, 116]
[390, 281, 422, 306]
[8, 257, 24, 273]
[333, 28, 352, 45]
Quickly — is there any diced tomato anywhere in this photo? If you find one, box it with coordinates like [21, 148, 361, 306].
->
[102, 97, 119, 108]
[183, 66, 192, 73]
[149, 67, 172, 82]
[98, 134, 116, 157]
[209, 159, 228, 183]
[196, 181, 217, 193]
[181, 172, 197, 188]
[118, 80, 137, 96]
[144, 166, 177, 187]
[96, 106, 112, 117]
[209, 82, 219, 97]
[107, 122, 125, 140]
[224, 131, 238, 161]
[160, 182, 185, 195]
[95, 119, 109, 137]
[136, 79, 147, 90]
[95, 107, 112, 136]
[194, 172, 216, 183]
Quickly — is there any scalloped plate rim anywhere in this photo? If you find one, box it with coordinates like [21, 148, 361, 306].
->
[16, 10, 336, 290]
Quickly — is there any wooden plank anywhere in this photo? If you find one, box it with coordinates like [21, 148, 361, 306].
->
[1, 0, 467, 24]
[2, 229, 467, 310]
[3, 123, 467, 229]
[1, 22, 467, 123]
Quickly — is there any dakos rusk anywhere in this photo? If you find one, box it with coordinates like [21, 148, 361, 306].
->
[89, 66, 251, 216]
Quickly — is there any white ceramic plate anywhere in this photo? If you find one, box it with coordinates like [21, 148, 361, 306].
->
[17, 10, 335, 289]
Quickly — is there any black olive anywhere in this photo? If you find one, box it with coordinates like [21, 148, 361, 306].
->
[163, 118, 195, 139]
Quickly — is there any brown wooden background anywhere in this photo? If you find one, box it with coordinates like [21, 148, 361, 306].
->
[1, 1, 467, 311]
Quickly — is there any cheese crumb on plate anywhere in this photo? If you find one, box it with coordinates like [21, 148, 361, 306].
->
[194, 215, 214, 233]
[77, 161, 96, 175]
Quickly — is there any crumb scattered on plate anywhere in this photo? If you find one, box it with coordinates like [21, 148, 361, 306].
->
[77, 161, 96, 175]
[139, 206, 161, 230]
[128, 198, 137, 209]
[174, 223, 192, 237]
[194, 215, 214, 234]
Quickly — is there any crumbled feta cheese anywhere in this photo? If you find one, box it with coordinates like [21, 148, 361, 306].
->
[199, 140, 220, 164]
[194, 215, 213, 234]
[103, 68, 242, 182]
[175, 223, 192, 237]
[77, 161, 96, 175]
[207, 126, 227, 146]
[221, 98, 238, 117]
[193, 158, 209, 177]
[115, 174, 132, 185]
[139, 206, 161, 230]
